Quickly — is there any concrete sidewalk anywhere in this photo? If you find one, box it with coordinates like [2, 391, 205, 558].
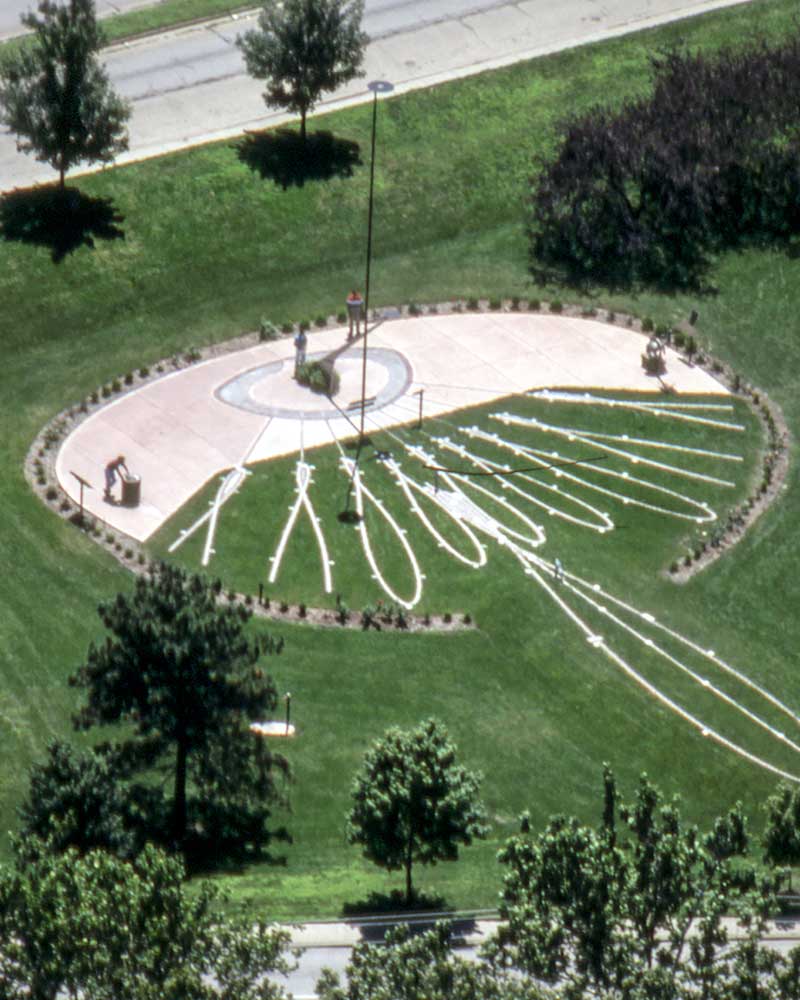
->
[287, 915, 496, 949]
[285, 912, 800, 949]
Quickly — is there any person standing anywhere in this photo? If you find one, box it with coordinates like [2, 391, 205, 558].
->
[104, 455, 128, 500]
[294, 328, 308, 374]
[346, 289, 363, 341]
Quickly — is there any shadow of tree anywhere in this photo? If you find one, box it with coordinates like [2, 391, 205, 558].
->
[234, 128, 362, 189]
[0, 184, 125, 262]
[117, 783, 292, 876]
[342, 890, 465, 942]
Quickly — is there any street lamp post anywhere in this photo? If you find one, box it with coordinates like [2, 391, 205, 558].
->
[340, 80, 394, 522]
[359, 79, 394, 444]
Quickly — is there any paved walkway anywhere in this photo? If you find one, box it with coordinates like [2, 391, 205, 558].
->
[56, 313, 726, 542]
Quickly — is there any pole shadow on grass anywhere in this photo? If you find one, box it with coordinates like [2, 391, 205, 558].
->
[0, 184, 125, 262]
[234, 128, 362, 189]
[341, 890, 477, 942]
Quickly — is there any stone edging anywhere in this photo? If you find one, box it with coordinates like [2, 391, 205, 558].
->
[24, 298, 790, 602]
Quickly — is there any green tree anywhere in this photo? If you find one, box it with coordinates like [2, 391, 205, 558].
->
[69, 561, 288, 853]
[490, 767, 779, 1000]
[317, 922, 543, 1000]
[0, 842, 291, 1000]
[237, 0, 368, 142]
[0, 0, 130, 189]
[763, 782, 800, 889]
[346, 718, 488, 904]
[17, 739, 134, 860]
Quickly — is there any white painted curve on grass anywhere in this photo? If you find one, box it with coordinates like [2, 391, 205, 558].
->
[489, 421, 716, 523]
[432, 437, 547, 550]
[496, 412, 737, 488]
[456, 427, 615, 533]
[268, 460, 334, 594]
[382, 454, 488, 569]
[504, 546, 800, 784]
[560, 567, 800, 759]
[168, 416, 272, 562]
[530, 390, 745, 431]
[565, 574, 800, 735]
[341, 456, 424, 610]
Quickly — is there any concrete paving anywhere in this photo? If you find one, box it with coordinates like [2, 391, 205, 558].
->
[55, 313, 727, 543]
[0, 0, 756, 192]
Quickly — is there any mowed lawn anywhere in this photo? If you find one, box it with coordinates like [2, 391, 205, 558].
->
[1, 0, 799, 918]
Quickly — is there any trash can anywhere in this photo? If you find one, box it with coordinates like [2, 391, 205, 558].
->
[121, 472, 141, 508]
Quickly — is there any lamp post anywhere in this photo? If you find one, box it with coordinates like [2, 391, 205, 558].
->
[359, 79, 394, 444]
[340, 80, 393, 522]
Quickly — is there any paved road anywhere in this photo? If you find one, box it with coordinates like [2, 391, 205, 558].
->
[0, 0, 755, 193]
[0, 0, 166, 41]
[106, 0, 541, 104]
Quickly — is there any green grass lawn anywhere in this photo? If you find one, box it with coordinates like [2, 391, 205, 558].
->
[1, 0, 800, 919]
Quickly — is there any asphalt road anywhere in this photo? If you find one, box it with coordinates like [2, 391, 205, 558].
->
[0, 0, 754, 192]
[0, 0, 166, 41]
[105, 0, 526, 102]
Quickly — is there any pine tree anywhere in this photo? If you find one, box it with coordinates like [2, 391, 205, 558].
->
[70, 562, 287, 852]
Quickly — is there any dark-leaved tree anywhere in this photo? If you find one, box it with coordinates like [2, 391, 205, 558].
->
[237, 0, 368, 143]
[0, 0, 131, 189]
[347, 718, 487, 904]
[69, 562, 288, 856]
[529, 37, 800, 289]
[763, 782, 800, 890]
[17, 739, 134, 861]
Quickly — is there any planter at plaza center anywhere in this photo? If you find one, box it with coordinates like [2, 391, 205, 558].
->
[296, 359, 340, 396]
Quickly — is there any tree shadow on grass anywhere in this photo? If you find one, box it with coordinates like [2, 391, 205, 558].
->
[234, 128, 362, 189]
[184, 838, 290, 878]
[341, 890, 478, 942]
[182, 809, 292, 877]
[0, 184, 125, 262]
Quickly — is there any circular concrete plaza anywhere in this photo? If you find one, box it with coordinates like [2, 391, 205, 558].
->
[56, 313, 727, 542]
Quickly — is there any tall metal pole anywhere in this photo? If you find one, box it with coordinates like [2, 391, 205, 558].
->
[341, 81, 393, 521]
[359, 80, 393, 445]
[359, 90, 378, 443]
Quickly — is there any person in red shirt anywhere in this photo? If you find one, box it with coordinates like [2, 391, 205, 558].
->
[104, 455, 128, 500]
[346, 289, 363, 341]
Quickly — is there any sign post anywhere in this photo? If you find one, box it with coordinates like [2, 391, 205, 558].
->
[413, 388, 424, 429]
[70, 470, 92, 525]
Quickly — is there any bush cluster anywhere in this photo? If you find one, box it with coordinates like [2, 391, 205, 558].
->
[530, 37, 800, 288]
[295, 359, 340, 396]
